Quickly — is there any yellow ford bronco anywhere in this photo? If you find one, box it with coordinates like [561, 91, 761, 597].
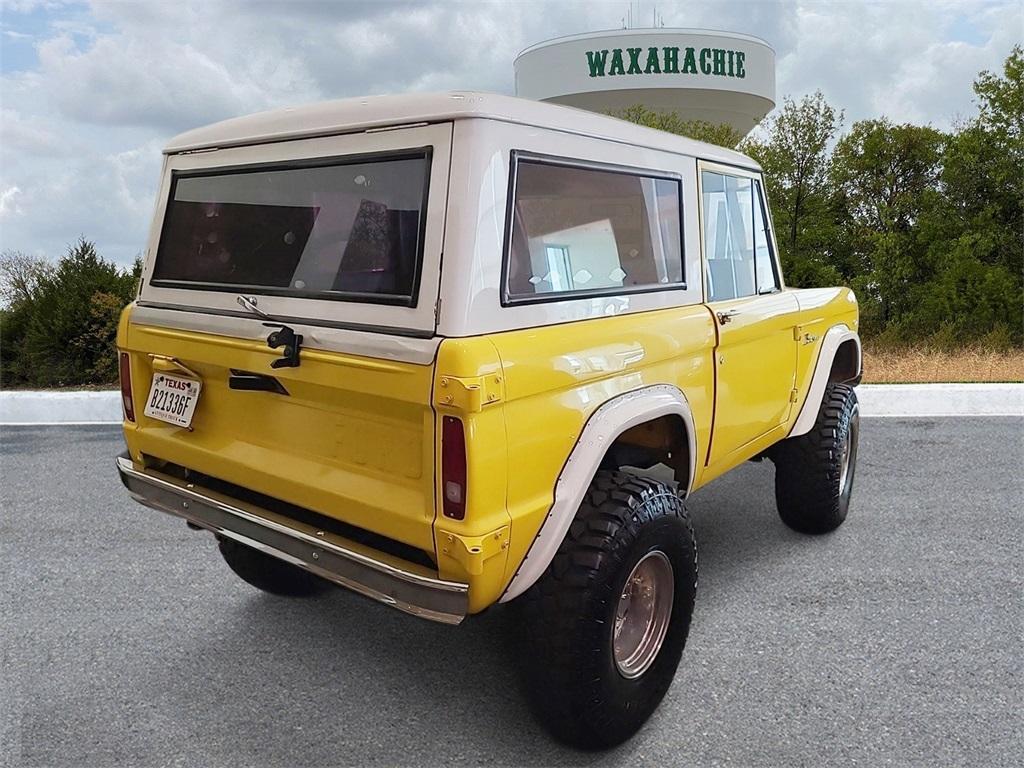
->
[116, 92, 861, 748]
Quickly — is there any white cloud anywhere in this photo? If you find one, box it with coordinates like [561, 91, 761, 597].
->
[0, 186, 25, 218]
[0, 108, 69, 156]
[0, 0, 1019, 265]
[777, 0, 1019, 131]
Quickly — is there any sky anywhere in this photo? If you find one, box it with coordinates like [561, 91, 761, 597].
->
[1, 0, 1020, 267]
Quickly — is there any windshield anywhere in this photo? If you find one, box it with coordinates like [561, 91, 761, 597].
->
[151, 151, 430, 306]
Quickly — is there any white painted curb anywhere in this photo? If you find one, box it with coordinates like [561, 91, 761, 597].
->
[854, 383, 1023, 417]
[1, 390, 123, 425]
[0, 384, 1021, 425]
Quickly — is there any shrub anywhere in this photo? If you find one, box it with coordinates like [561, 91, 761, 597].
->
[0, 239, 139, 388]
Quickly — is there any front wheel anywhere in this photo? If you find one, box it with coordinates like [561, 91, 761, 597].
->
[772, 383, 860, 534]
[519, 471, 698, 749]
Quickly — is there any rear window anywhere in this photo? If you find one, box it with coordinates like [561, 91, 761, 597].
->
[504, 156, 683, 304]
[151, 151, 430, 306]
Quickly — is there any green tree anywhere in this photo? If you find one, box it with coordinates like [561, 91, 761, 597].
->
[831, 120, 944, 233]
[823, 50, 1022, 346]
[5, 238, 139, 387]
[611, 105, 745, 148]
[830, 119, 945, 334]
[942, 47, 1023, 276]
[1, 251, 54, 386]
[911, 45, 1024, 345]
[0, 251, 54, 308]
[975, 44, 1023, 149]
[741, 92, 844, 287]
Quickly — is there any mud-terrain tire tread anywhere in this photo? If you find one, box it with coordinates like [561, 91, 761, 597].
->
[519, 470, 697, 750]
[219, 537, 331, 597]
[772, 383, 858, 534]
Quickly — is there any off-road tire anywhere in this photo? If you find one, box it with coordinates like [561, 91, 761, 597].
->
[219, 537, 331, 597]
[772, 383, 860, 534]
[519, 470, 698, 750]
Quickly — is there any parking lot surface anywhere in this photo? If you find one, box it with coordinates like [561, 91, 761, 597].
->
[2, 418, 1022, 767]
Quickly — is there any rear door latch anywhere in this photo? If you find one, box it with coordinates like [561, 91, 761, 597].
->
[263, 323, 303, 368]
[236, 295, 303, 369]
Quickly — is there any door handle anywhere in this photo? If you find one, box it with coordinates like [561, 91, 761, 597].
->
[229, 370, 290, 395]
[716, 309, 740, 325]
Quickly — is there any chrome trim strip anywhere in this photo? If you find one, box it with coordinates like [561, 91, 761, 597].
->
[129, 304, 441, 364]
[116, 455, 468, 624]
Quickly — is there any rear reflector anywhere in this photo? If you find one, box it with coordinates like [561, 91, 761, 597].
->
[441, 416, 466, 520]
[119, 352, 135, 422]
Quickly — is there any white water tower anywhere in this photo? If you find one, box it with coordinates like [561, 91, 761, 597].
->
[515, 28, 775, 136]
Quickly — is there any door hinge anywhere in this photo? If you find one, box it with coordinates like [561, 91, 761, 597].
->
[790, 388, 800, 403]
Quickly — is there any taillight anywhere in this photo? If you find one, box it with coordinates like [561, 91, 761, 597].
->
[441, 416, 466, 520]
[119, 352, 135, 422]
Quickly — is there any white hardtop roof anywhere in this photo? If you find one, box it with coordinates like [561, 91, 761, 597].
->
[164, 91, 759, 170]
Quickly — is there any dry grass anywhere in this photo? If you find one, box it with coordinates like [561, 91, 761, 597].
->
[862, 346, 1024, 383]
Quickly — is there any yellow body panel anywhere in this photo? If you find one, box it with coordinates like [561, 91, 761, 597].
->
[470, 306, 718, 599]
[119, 285, 857, 614]
[790, 287, 860, 417]
[119, 309, 439, 554]
[705, 291, 800, 467]
[431, 336, 511, 612]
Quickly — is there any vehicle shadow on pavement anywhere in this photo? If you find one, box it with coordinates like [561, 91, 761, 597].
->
[134, 460, 789, 767]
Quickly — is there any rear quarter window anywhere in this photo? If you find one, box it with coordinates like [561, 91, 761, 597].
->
[503, 155, 684, 304]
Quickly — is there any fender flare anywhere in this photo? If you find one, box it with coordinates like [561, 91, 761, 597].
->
[788, 324, 861, 438]
[499, 384, 697, 603]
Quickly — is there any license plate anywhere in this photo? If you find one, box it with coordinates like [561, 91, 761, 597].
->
[144, 373, 202, 428]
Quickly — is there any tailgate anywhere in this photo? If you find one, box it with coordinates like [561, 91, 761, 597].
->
[119, 122, 454, 555]
[120, 315, 439, 553]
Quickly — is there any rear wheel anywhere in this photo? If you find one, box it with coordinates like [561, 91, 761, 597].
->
[772, 383, 860, 534]
[519, 470, 697, 749]
[218, 538, 331, 597]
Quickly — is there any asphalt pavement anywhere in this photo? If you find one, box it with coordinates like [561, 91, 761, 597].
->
[2, 418, 1021, 767]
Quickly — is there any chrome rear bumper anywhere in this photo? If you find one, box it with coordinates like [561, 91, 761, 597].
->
[116, 454, 468, 624]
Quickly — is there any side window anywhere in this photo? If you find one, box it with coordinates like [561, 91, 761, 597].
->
[701, 171, 754, 302]
[505, 158, 683, 302]
[753, 180, 780, 294]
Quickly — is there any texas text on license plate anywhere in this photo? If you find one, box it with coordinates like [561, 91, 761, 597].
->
[144, 372, 202, 428]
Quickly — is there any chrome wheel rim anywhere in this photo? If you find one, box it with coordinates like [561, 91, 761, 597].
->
[839, 406, 860, 497]
[613, 550, 674, 679]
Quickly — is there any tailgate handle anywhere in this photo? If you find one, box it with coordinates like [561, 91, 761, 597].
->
[264, 323, 303, 369]
[229, 370, 289, 396]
